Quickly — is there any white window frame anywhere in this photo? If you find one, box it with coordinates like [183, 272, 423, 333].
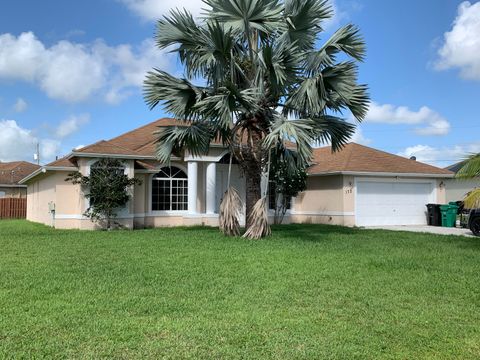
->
[150, 166, 188, 213]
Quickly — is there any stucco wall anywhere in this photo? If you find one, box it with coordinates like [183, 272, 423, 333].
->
[445, 178, 479, 203]
[294, 175, 344, 213]
[291, 175, 350, 226]
[27, 172, 67, 226]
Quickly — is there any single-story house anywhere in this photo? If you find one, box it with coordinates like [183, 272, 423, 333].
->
[0, 161, 40, 198]
[20, 118, 454, 229]
[444, 161, 480, 203]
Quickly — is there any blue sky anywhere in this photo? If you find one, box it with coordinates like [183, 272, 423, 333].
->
[0, 0, 479, 167]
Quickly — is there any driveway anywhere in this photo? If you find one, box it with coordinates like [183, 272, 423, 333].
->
[366, 225, 475, 237]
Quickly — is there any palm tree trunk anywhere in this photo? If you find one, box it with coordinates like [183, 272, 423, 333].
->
[244, 163, 262, 229]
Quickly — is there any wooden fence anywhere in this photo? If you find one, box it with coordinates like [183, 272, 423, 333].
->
[0, 198, 27, 219]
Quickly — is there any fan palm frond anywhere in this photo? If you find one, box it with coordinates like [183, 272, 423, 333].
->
[243, 197, 271, 239]
[143, 70, 205, 117]
[263, 114, 313, 166]
[456, 153, 480, 179]
[155, 123, 213, 163]
[310, 115, 357, 151]
[219, 187, 243, 236]
[305, 24, 366, 72]
[282, 0, 332, 50]
[204, 0, 284, 39]
[464, 188, 480, 209]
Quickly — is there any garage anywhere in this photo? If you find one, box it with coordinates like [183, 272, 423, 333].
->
[356, 180, 435, 226]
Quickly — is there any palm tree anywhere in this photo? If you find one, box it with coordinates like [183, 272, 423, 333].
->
[456, 153, 480, 209]
[144, 0, 369, 232]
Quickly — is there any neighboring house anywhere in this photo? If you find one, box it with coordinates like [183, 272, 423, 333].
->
[444, 162, 480, 203]
[20, 118, 454, 229]
[0, 161, 40, 198]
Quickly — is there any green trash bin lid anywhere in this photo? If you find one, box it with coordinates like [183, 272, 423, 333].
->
[440, 205, 450, 211]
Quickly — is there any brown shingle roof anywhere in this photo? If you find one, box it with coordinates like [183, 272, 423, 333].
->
[50, 117, 452, 177]
[74, 140, 143, 156]
[46, 156, 77, 168]
[0, 161, 40, 185]
[108, 118, 190, 152]
[308, 143, 453, 176]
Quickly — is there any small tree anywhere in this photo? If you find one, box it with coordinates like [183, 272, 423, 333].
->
[66, 158, 141, 229]
[270, 149, 307, 224]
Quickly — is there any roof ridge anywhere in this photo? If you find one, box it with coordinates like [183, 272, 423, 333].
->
[350, 142, 448, 171]
[76, 139, 107, 150]
[76, 140, 143, 155]
[107, 118, 171, 145]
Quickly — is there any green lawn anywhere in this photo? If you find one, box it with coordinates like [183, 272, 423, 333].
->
[0, 221, 479, 359]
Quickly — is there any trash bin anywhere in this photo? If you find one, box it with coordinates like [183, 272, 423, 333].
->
[440, 204, 458, 227]
[426, 204, 442, 226]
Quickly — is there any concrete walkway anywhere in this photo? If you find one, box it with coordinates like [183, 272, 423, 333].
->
[366, 225, 475, 237]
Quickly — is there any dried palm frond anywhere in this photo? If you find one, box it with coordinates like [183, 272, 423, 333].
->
[464, 188, 480, 210]
[243, 197, 271, 240]
[219, 187, 242, 236]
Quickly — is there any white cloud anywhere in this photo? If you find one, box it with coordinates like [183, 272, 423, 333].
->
[365, 102, 451, 136]
[40, 139, 62, 161]
[350, 127, 371, 145]
[13, 98, 27, 112]
[96, 39, 175, 104]
[398, 143, 480, 167]
[0, 32, 173, 103]
[0, 119, 60, 163]
[119, 0, 205, 21]
[435, 1, 480, 80]
[55, 114, 90, 138]
[40, 40, 107, 102]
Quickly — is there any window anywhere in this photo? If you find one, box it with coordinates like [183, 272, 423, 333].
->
[152, 167, 188, 211]
[268, 181, 291, 210]
[0, 191, 5, 198]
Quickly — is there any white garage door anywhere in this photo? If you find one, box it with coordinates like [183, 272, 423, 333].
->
[356, 181, 435, 226]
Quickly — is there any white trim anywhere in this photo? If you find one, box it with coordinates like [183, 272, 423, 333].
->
[55, 212, 192, 220]
[354, 176, 439, 184]
[0, 184, 27, 188]
[290, 210, 355, 216]
[71, 152, 158, 160]
[309, 171, 454, 179]
[148, 210, 188, 217]
[147, 164, 189, 213]
[205, 162, 217, 214]
[187, 161, 198, 214]
[19, 166, 78, 184]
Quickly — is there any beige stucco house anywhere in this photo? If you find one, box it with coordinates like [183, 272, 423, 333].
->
[0, 161, 40, 198]
[20, 118, 454, 229]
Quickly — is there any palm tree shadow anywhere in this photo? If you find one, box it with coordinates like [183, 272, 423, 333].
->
[272, 223, 359, 242]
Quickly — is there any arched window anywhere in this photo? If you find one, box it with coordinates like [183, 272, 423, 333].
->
[152, 167, 188, 211]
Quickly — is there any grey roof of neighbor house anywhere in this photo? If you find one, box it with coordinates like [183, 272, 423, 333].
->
[0, 161, 40, 185]
[445, 161, 465, 174]
[41, 118, 454, 177]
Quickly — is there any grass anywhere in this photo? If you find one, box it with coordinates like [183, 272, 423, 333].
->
[0, 220, 479, 359]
